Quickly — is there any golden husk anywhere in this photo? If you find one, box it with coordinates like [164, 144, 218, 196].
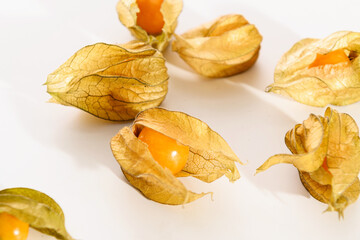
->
[256, 108, 360, 217]
[116, 0, 183, 51]
[172, 14, 262, 78]
[267, 31, 360, 107]
[45, 41, 168, 121]
[110, 108, 242, 205]
[0, 187, 73, 240]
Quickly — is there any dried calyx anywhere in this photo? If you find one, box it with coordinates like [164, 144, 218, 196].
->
[110, 108, 242, 205]
[0, 187, 73, 240]
[45, 41, 168, 121]
[256, 108, 360, 218]
[267, 31, 360, 107]
[172, 14, 262, 78]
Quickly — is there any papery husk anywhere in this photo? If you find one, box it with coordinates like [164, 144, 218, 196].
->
[110, 108, 242, 205]
[172, 14, 262, 78]
[45, 41, 168, 121]
[0, 188, 73, 240]
[256, 108, 360, 217]
[116, 0, 183, 51]
[267, 31, 360, 107]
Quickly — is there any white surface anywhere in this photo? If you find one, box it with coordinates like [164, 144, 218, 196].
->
[1, 0, 360, 239]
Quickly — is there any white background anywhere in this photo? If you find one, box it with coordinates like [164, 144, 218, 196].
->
[1, 0, 360, 239]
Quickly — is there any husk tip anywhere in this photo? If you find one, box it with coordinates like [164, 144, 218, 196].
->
[265, 85, 273, 93]
[254, 169, 262, 176]
[47, 98, 59, 104]
[208, 191, 214, 201]
[239, 159, 248, 166]
[322, 205, 345, 220]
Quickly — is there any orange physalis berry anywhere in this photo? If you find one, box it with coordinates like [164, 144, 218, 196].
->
[138, 127, 189, 174]
[136, 0, 165, 35]
[322, 156, 332, 176]
[309, 49, 350, 68]
[0, 212, 29, 240]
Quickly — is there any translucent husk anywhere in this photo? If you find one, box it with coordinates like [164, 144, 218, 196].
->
[116, 0, 183, 51]
[0, 187, 73, 240]
[110, 108, 242, 205]
[172, 14, 262, 78]
[268, 31, 360, 107]
[256, 108, 360, 218]
[45, 41, 168, 121]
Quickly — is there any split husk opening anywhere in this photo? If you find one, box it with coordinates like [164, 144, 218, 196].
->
[268, 31, 360, 107]
[116, 0, 183, 51]
[111, 108, 242, 205]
